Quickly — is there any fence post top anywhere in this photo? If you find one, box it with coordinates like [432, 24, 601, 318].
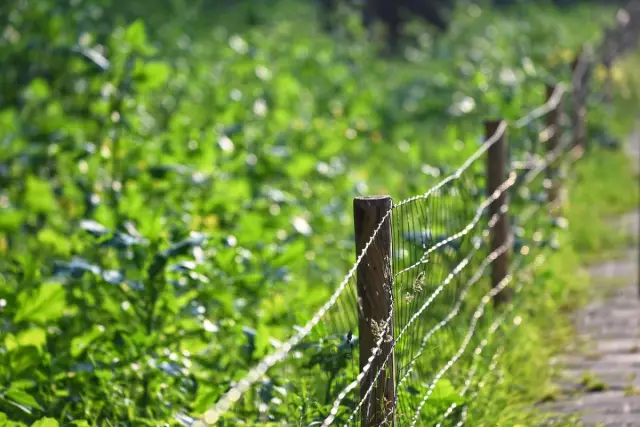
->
[354, 195, 392, 202]
[484, 119, 505, 136]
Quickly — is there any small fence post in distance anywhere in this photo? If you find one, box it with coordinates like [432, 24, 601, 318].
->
[571, 51, 588, 152]
[484, 120, 512, 306]
[601, 28, 614, 110]
[545, 84, 563, 214]
[353, 196, 395, 427]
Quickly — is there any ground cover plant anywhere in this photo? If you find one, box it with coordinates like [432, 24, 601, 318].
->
[0, 0, 638, 425]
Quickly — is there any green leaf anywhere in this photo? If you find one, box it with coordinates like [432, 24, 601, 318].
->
[23, 78, 51, 103]
[192, 385, 218, 414]
[284, 154, 316, 178]
[16, 328, 46, 349]
[125, 20, 146, 45]
[0, 209, 24, 232]
[70, 325, 104, 358]
[10, 346, 41, 376]
[431, 378, 463, 405]
[24, 177, 57, 215]
[4, 387, 42, 413]
[141, 61, 171, 89]
[271, 240, 306, 268]
[165, 289, 198, 315]
[254, 323, 270, 359]
[4, 333, 18, 351]
[123, 20, 154, 55]
[31, 418, 58, 427]
[37, 228, 72, 256]
[15, 282, 66, 324]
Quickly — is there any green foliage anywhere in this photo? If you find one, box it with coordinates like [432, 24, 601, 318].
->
[567, 147, 639, 256]
[0, 0, 635, 425]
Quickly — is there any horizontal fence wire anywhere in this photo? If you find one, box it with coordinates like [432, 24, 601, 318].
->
[191, 5, 639, 426]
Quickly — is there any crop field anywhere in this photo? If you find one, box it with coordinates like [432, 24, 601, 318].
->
[0, 0, 639, 426]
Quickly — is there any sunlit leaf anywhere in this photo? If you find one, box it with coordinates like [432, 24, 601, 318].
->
[79, 219, 109, 237]
[24, 177, 56, 214]
[70, 325, 105, 357]
[123, 20, 154, 55]
[16, 328, 47, 349]
[31, 417, 58, 427]
[52, 259, 100, 279]
[431, 378, 464, 405]
[4, 387, 42, 413]
[15, 282, 66, 324]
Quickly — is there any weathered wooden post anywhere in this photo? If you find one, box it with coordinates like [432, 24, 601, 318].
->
[571, 51, 588, 151]
[601, 28, 615, 111]
[485, 120, 512, 305]
[353, 196, 395, 426]
[545, 84, 563, 214]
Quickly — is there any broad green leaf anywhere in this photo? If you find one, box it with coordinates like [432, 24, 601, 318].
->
[122, 20, 155, 55]
[16, 328, 46, 349]
[284, 154, 316, 178]
[37, 228, 72, 256]
[9, 346, 41, 376]
[192, 385, 218, 413]
[31, 418, 58, 427]
[431, 378, 463, 405]
[4, 333, 18, 351]
[271, 240, 306, 267]
[4, 387, 42, 413]
[141, 61, 171, 89]
[125, 20, 147, 46]
[164, 289, 198, 315]
[0, 209, 24, 232]
[254, 323, 270, 359]
[70, 325, 104, 358]
[23, 78, 51, 102]
[235, 213, 264, 241]
[15, 282, 66, 324]
[24, 177, 56, 215]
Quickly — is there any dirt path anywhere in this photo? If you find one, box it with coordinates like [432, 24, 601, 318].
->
[542, 127, 639, 426]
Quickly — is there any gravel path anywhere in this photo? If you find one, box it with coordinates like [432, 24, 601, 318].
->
[543, 126, 639, 426]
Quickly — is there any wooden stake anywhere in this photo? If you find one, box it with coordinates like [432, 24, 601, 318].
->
[485, 120, 512, 305]
[545, 84, 563, 214]
[353, 196, 395, 427]
[571, 51, 588, 151]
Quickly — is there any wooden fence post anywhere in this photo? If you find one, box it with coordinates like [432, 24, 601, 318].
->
[353, 196, 395, 427]
[601, 28, 614, 110]
[571, 52, 588, 151]
[485, 120, 512, 305]
[545, 84, 563, 214]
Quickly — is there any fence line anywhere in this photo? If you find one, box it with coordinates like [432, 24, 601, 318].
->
[330, 96, 582, 425]
[192, 3, 640, 426]
[197, 75, 567, 426]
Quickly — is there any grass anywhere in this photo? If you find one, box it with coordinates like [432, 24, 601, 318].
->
[623, 384, 640, 397]
[565, 138, 639, 259]
[579, 371, 608, 392]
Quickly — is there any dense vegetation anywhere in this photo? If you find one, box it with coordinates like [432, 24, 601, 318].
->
[0, 0, 638, 425]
